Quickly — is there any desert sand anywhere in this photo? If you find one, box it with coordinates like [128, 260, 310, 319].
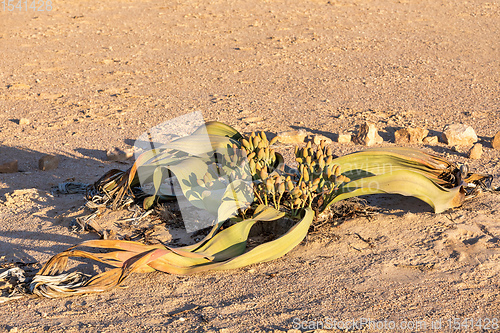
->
[0, 0, 499, 332]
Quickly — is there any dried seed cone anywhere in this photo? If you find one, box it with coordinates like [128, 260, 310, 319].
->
[318, 158, 325, 169]
[260, 168, 268, 180]
[278, 182, 285, 195]
[266, 178, 274, 193]
[334, 165, 342, 177]
[303, 170, 310, 182]
[257, 149, 265, 160]
[249, 159, 256, 173]
[291, 188, 302, 198]
[330, 165, 338, 177]
[253, 135, 261, 148]
[241, 139, 251, 150]
[337, 175, 350, 183]
[260, 131, 267, 142]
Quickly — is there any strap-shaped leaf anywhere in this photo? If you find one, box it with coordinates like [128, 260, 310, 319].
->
[192, 121, 243, 141]
[328, 169, 464, 213]
[31, 206, 287, 296]
[333, 147, 454, 185]
[212, 207, 314, 271]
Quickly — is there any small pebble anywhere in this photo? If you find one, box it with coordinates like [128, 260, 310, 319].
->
[274, 130, 307, 144]
[467, 143, 482, 159]
[492, 131, 500, 150]
[39, 155, 60, 171]
[106, 147, 134, 161]
[394, 127, 428, 144]
[353, 121, 383, 146]
[312, 134, 332, 145]
[337, 133, 351, 143]
[19, 118, 30, 125]
[0, 160, 18, 173]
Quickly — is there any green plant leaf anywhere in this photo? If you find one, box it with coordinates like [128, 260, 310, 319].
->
[192, 121, 243, 141]
[332, 147, 455, 185]
[212, 207, 314, 270]
[327, 170, 464, 213]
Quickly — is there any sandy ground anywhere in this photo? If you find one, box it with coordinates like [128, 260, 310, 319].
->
[0, 0, 499, 332]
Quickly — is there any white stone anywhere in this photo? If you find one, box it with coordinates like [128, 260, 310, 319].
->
[441, 124, 478, 146]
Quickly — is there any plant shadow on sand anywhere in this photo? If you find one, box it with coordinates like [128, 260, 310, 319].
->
[0, 145, 136, 272]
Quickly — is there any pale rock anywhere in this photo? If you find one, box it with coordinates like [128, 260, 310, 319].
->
[0, 160, 18, 173]
[441, 124, 478, 146]
[106, 147, 134, 161]
[274, 130, 307, 144]
[337, 133, 352, 143]
[394, 127, 429, 144]
[312, 134, 332, 145]
[353, 121, 383, 146]
[423, 136, 439, 145]
[492, 131, 500, 150]
[38, 155, 60, 171]
[19, 118, 30, 125]
[467, 143, 483, 159]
